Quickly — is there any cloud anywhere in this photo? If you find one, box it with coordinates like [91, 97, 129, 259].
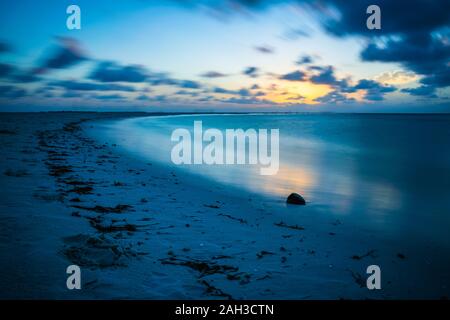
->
[280, 70, 306, 81]
[0, 85, 26, 99]
[147, 73, 202, 89]
[309, 65, 338, 85]
[243, 66, 259, 78]
[305, 64, 396, 101]
[213, 87, 235, 94]
[61, 90, 80, 98]
[136, 94, 151, 101]
[175, 90, 200, 97]
[237, 88, 251, 96]
[212, 86, 253, 97]
[148, 74, 179, 86]
[315, 91, 355, 104]
[375, 70, 419, 85]
[11, 73, 40, 83]
[48, 80, 136, 92]
[149, 95, 167, 102]
[254, 45, 275, 54]
[90, 61, 148, 83]
[296, 55, 314, 65]
[221, 96, 273, 105]
[178, 80, 201, 89]
[285, 94, 305, 102]
[94, 94, 125, 100]
[420, 68, 450, 87]
[200, 71, 227, 78]
[361, 34, 450, 76]
[282, 27, 310, 40]
[319, 0, 450, 37]
[0, 63, 41, 83]
[401, 85, 437, 97]
[189, 0, 450, 102]
[34, 37, 87, 74]
[0, 41, 11, 54]
[0, 63, 14, 77]
[354, 79, 397, 101]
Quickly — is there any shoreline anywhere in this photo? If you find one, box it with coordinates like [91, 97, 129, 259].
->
[1, 112, 448, 299]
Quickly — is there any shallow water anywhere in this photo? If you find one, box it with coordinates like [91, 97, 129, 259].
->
[98, 113, 450, 250]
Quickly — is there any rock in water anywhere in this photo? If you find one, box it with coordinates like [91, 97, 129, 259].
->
[286, 193, 306, 205]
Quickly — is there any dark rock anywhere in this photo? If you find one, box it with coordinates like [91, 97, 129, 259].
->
[286, 193, 306, 205]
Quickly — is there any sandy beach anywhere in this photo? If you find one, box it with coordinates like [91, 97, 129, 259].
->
[0, 112, 449, 299]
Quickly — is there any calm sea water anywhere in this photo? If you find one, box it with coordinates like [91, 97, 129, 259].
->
[97, 113, 450, 248]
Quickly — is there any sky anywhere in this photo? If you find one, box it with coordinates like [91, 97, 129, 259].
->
[0, 0, 449, 112]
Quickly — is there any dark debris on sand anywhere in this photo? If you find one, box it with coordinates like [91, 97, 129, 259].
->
[351, 249, 377, 260]
[72, 204, 133, 214]
[62, 233, 147, 269]
[274, 221, 305, 230]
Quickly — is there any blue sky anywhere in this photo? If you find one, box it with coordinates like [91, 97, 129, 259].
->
[0, 0, 449, 112]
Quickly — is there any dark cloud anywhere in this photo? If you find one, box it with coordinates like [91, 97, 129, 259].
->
[178, 80, 201, 89]
[0, 63, 40, 83]
[309, 66, 338, 85]
[419, 68, 450, 87]
[34, 37, 87, 74]
[254, 45, 275, 54]
[315, 91, 355, 104]
[237, 88, 251, 96]
[305, 64, 395, 101]
[61, 91, 80, 98]
[200, 71, 227, 78]
[150, 95, 167, 102]
[221, 96, 272, 105]
[136, 94, 151, 101]
[198, 96, 214, 102]
[148, 75, 179, 86]
[207, 1, 445, 37]
[175, 90, 200, 97]
[243, 66, 259, 78]
[0, 41, 11, 54]
[49, 80, 136, 92]
[296, 55, 314, 65]
[213, 87, 235, 94]
[94, 94, 125, 101]
[0, 63, 14, 77]
[282, 27, 310, 40]
[401, 85, 437, 98]
[354, 79, 396, 101]
[90, 61, 148, 83]
[147, 73, 202, 89]
[280, 70, 306, 81]
[34, 87, 58, 99]
[212, 86, 253, 96]
[0, 85, 26, 99]
[361, 33, 450, 77]
[354, 79, 393, 91]
[320, 0, 450, 37]
[11, 72, 40, 83]
[285, 94, 305, 102]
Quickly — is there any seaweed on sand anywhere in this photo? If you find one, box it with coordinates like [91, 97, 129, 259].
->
[72, 204, 133, 213]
